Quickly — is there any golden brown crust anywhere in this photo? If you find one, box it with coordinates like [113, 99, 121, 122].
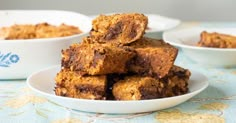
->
[112, 65, 190, 100]
[128, 37, 178, 78]
[55, 69, 107, 100]
[197, 31, 236, 48]
[0, 23, 82, 40]
[90, 13, 148, 45]
[0, 24, 36, 39]
[35, 23, 82, 38]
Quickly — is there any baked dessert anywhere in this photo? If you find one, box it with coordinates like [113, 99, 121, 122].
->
[55, 69, 107, 100]
[161, 65, 190, 97]
[35, 23, 82, 38]
[90, 13, 148, 45]
[55, 13, 191, 101]
[197, 31, 236, 48]
[128, 37, 178, 78]
[61, 43, 136, 75]
[0, 24, 36, 39]
[0, 23, 82, 40]
[112, 76, 164, 100]
[112, 65, 190, 100]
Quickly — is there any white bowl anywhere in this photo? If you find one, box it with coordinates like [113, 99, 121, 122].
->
[0, 10, 91, 79]
[89, 13, 180, 39]
[27, 65, 208, 114]
[163, 27, 236, 67]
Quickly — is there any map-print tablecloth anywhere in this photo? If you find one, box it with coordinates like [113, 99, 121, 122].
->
[0, 23, 236, 123]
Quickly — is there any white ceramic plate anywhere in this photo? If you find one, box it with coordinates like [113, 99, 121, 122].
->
[89, 14, 180, 38]
[163, 27, 236, 67]
[27, 65, 208, 114]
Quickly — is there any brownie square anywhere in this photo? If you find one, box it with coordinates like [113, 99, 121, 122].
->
[90, 13, 148, 45]
[55, 69, 107, 100]
[112, 65, 190, 100]
[128, 37, 178, 78]
[61, 43, 136, 75]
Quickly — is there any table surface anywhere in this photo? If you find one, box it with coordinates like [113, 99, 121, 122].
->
[1, 23, 236, 123]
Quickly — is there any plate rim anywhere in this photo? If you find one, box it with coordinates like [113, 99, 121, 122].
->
[26, 65, 209, 104]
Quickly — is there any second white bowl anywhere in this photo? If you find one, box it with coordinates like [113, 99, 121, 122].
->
[163, 27, 236, 67]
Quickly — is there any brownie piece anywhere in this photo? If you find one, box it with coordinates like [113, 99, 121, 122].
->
[128, 37, 178, 78]
[90, 13, 148, 45]
[161, 65, 190, 97]
[61, 43, 136, 75]
[197, 31, 236, 48]
[112, 76, 164, 100]
[112, 65, 190, 100]
[55, 69, 107, 100]
[106, 73, 130, 100]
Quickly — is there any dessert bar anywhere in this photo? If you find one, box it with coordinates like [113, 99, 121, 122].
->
[90, 13, 148, 45]
[197, 31, 236, 48]
[61, 43, 135, 75]
[55, 69, 107, 100]
[112, 65, 190, 100]
[128, 37, 178, 78]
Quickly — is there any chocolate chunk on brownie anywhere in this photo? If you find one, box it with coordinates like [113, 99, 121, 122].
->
[128, 37, 178, 78]
[112, 65, 190, 100]
[90, 13, 148, 45]
[55, 69, 107, 100]
[61, 43, 136, 75]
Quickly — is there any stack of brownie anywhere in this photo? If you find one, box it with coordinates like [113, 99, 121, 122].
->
[55, 13, 191, 100]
